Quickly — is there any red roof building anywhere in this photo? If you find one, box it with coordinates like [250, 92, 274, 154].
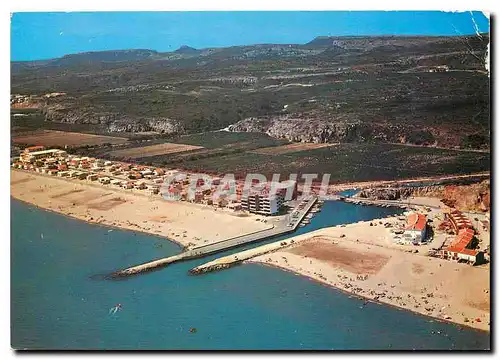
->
[446, 209, 473, 233]
[402, 212, 427, 243]
[406, 212, 427, 231]
[24, 146, 45, 153]
[440, 224, 481, 264]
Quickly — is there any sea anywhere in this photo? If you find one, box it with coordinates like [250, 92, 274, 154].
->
[11, 198, 490, 350]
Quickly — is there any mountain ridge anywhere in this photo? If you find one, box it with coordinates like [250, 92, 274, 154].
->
[11, 33, 489, 65]
[11, 33, 490, 150]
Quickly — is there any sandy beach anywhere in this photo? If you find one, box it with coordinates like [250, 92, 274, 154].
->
[247, 220, 490, 332]
[192, 211, 490, 332]
[11, 169, 490, 331]
[10, 169, 271, 248]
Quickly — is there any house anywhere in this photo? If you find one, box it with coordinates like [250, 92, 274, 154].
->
[445, 208, 473, 233]
[20, 149, 65, 163]
[87, 174, 98, 181]
[401, 212, 427, 244]
[147, 185, 160, 195]
[110, 179, 122, 186]
[135, 182, 147, 190]
[128, 172, 143, 180]
[163, 186, 182, 200]
[23, 145, 45, 153]
[69, 158, 81, 167]
[439, 228, 483, 264]
[154, 168, 165, 176]
[193, 191, 204, 203]
[227, 202, 242, 211]
[98, 176, 111, 184]
[123, 182, 135, 189]
[77, 172, 88, 180]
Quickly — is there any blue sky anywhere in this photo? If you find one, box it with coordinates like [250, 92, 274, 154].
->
[11, 11, 489, 61]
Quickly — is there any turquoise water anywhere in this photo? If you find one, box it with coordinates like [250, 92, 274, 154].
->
[11, 199, 490, 350]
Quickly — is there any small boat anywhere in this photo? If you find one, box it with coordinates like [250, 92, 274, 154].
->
[189, 328, 197, 333]
[109, 303, 122, 315]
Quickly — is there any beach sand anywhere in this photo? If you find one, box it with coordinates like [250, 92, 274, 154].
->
[11, 169, 271, 248]
[247, 220, 490, 331]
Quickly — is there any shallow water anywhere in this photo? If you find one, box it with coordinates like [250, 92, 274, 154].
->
[11, 199, 490, 350]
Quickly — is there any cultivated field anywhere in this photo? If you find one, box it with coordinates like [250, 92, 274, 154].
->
[12, 130, 128, 147]
[175, 143, 491, 182]
[107, 142, 204, 159]
[251, 142, 334, 155]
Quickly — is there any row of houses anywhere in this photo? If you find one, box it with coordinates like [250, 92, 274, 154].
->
[438, 208, 484, 265]
[13, 146, 299, 216]
[163, 175, 297, 215]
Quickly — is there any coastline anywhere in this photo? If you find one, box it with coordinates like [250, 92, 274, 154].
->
[244, 223, 490, 332]
[191, 215, 490, 332]
[11, 196, 188, 250]
[10, 169, 272, 249]
[250, 260, 489, 334]
[11, 169, 490, 332]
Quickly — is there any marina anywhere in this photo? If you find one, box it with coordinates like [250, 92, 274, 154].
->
[112, 196, 319, 277]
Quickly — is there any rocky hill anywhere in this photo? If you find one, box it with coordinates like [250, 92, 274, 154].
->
[11, 34, 490, 149]
[357, 180, 490, 212]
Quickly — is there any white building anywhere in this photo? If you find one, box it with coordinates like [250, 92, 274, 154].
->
[20, 149, 67, 163]
[241, 192, 284, 215]
[401, 212, 427, 244]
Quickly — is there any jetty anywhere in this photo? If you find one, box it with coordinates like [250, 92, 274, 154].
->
[112, 196, 318, 277]
[342, 197, 412, 209]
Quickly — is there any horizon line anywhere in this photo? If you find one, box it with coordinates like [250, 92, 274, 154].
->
[11, 31, 490, 63]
